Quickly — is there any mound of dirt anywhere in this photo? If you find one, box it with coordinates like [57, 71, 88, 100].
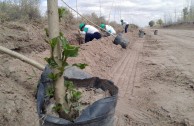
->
[0, 25, 136, 125]
[0, 21, 49, 54]
[163, 22, 194, 30]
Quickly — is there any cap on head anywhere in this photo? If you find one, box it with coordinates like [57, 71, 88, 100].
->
[79, 23, 85, 30]
[100, 24, 105, 29]
[121, 17, 124, 22]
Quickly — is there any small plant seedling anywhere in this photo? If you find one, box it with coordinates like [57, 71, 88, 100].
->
[45, 32, 87, 121]
[46, 85, 55, 97]
[63, 80, 82, 121]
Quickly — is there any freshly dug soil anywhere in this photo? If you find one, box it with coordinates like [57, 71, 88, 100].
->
[46, 87, 110, 118]
[79, 87, 110, 110]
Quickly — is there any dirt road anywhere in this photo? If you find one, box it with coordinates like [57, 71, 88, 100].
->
[114, 29, 194, 125]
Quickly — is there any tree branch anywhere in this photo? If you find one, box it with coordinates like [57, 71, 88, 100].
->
[0, 46, 44, 71]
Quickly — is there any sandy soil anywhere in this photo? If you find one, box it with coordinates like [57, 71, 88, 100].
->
[114, 29, 194, 126]
[162, 23, 194, 30]
[0, 22, 194, 126]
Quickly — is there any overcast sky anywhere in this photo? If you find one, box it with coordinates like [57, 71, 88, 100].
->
[40, 0, 189, 27]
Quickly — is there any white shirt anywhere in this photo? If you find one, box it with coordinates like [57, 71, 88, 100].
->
[105, 25, 116, 35]
[122, 20, 129, 28]
[80, 25, 99, 34]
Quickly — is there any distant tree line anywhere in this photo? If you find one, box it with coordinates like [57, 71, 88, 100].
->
[0, 0, 137, 33]
[148, 0, 194, 27]
[182, 6, 194, 22]
[148, 19, 163, 27]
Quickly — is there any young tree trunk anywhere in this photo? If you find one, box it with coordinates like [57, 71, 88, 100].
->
[47, 0, 68, 110]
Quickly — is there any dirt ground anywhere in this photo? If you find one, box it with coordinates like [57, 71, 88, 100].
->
[114, 29, 194, 126]
[0, 22, 194, 126]
[162, 22, 194, 30]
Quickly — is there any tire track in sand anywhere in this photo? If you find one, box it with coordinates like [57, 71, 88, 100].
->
[110, 38, 144, 97]
[112, 36, 159, 125]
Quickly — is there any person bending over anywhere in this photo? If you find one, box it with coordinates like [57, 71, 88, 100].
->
[121, 19, 129, 33]
[100, 23, 116, 36]
[79, 23, 101, 43]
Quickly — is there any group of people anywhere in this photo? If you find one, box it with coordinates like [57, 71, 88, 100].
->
[79, 19, 129, 43]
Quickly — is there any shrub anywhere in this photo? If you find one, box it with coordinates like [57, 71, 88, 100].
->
[0, 0, 41, 22]
[149, 20, 155, 27]
[59, 7, 76, 26]
[81, 12, 106, 25]
[109, 21, 123, 33]
[156, 19, 163, 26]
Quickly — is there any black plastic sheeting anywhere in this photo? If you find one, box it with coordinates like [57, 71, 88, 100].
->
[113, 33, 129, 49]
[138, 30, 145, 38]
[36, 66, 118, 126]
[154, 30, 158, 35]
[113, 33, 122, 45]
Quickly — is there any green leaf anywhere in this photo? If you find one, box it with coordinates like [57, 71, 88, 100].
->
[72, 63, 88, 69]
[53, 103, 62, 112]
[64, 81, 75, 90]
[63, 44, 79, 58]
[46, 86, 54, 97]
[64, 108, 70, 114]
[44, 57, 58, 68]
[65, 93, 69, 104]
[50, 37, 59, 50]
[59, 32, 64, 37]
[48, 73, 58, 81]
[58, 35, 69, 60]
[59, 35, 68, 49]
[71, 91, 82, 102]
[58, 7, 66, 20]
[62, 62, 69, 67]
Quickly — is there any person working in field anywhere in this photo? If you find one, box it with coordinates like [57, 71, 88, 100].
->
[121, 19, 129, 33]
[100, 23, 116, 36]
[79, 23, 101, 43]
